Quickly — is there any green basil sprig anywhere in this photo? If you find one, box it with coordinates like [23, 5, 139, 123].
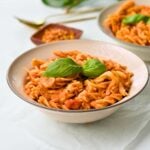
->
[42, 0, 86, 9]
[147, 18, 150, 24]
[82, 59, 106, 78]
[122, 14, 150, 25]
[43, 58, 82, 77]
[43, 58, 106, 78]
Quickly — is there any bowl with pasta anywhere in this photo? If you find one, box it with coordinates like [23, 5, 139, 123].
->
[7, 40, 149, 123]
[98, 0, 150, 61]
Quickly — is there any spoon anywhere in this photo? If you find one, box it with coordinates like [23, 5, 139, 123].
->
[15, 6, 103, 28]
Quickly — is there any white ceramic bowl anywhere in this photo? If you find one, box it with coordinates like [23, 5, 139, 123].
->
[7, 40, 149, 123]
[98, 0, 150, 62]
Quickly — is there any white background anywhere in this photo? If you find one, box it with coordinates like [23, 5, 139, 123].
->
[0, 0, 150, 150]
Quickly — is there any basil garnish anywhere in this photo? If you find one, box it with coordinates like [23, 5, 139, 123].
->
[43, 58, 82, 77]
[42, 0, 86, 8]
[122, 14, 150, 25]
[82, 59, 106, 78]
[43, 58, 107, 78]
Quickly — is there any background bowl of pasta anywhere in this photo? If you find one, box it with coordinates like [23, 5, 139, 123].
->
[98, 0, 150, 61]
[7, 40, 149, 123]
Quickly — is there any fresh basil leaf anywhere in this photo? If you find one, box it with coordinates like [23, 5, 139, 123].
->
[122, 14, 148, 25]
[147, 18, 150, 24]
[67, 0, 86, 8]
[43, 58, 82, 77]
[42, 0, 70, 7]
[82, 59, 106, 78]
[42, 0, 86, 8]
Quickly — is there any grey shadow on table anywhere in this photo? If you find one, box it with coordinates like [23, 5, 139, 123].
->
[124, 119, 150, 150]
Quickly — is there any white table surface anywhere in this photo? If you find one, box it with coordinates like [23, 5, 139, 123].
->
[1, 0, 150, 150]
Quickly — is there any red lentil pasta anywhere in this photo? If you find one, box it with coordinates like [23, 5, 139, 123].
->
[41, 28, 75, 43]
[24, 50, 133, 110]
[105, 0, 150, 46]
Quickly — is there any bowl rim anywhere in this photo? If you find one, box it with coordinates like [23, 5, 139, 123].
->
[6, 39, 149, 113]
[98, 1, 150, 49]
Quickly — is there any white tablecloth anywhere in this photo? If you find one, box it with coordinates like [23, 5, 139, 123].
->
[1, 0, 150, 150]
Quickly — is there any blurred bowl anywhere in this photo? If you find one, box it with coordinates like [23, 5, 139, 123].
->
[7, 40, 149, 123]
[98, 0, 150, 62]
[31, 23, 83, 45]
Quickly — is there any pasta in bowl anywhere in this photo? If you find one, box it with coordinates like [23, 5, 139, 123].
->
[98, 0, 150, 61]
[7, 40, 149, 123]
[24, 50, 133, 110]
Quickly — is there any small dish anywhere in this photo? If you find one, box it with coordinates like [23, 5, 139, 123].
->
[98, 0, 150, 61]
[31, 23, 83, 45]
[7, 40, 149, 123]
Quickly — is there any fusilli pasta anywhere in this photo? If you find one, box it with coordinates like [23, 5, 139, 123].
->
[105, 0, 150, 46]
[24, 50, 133, 110]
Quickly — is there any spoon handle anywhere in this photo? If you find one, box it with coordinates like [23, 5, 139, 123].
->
[45, 6, 103, 20]
[58, 16, 97, 24]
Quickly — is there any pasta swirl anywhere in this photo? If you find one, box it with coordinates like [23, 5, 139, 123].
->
[24, 50, 133, 110]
